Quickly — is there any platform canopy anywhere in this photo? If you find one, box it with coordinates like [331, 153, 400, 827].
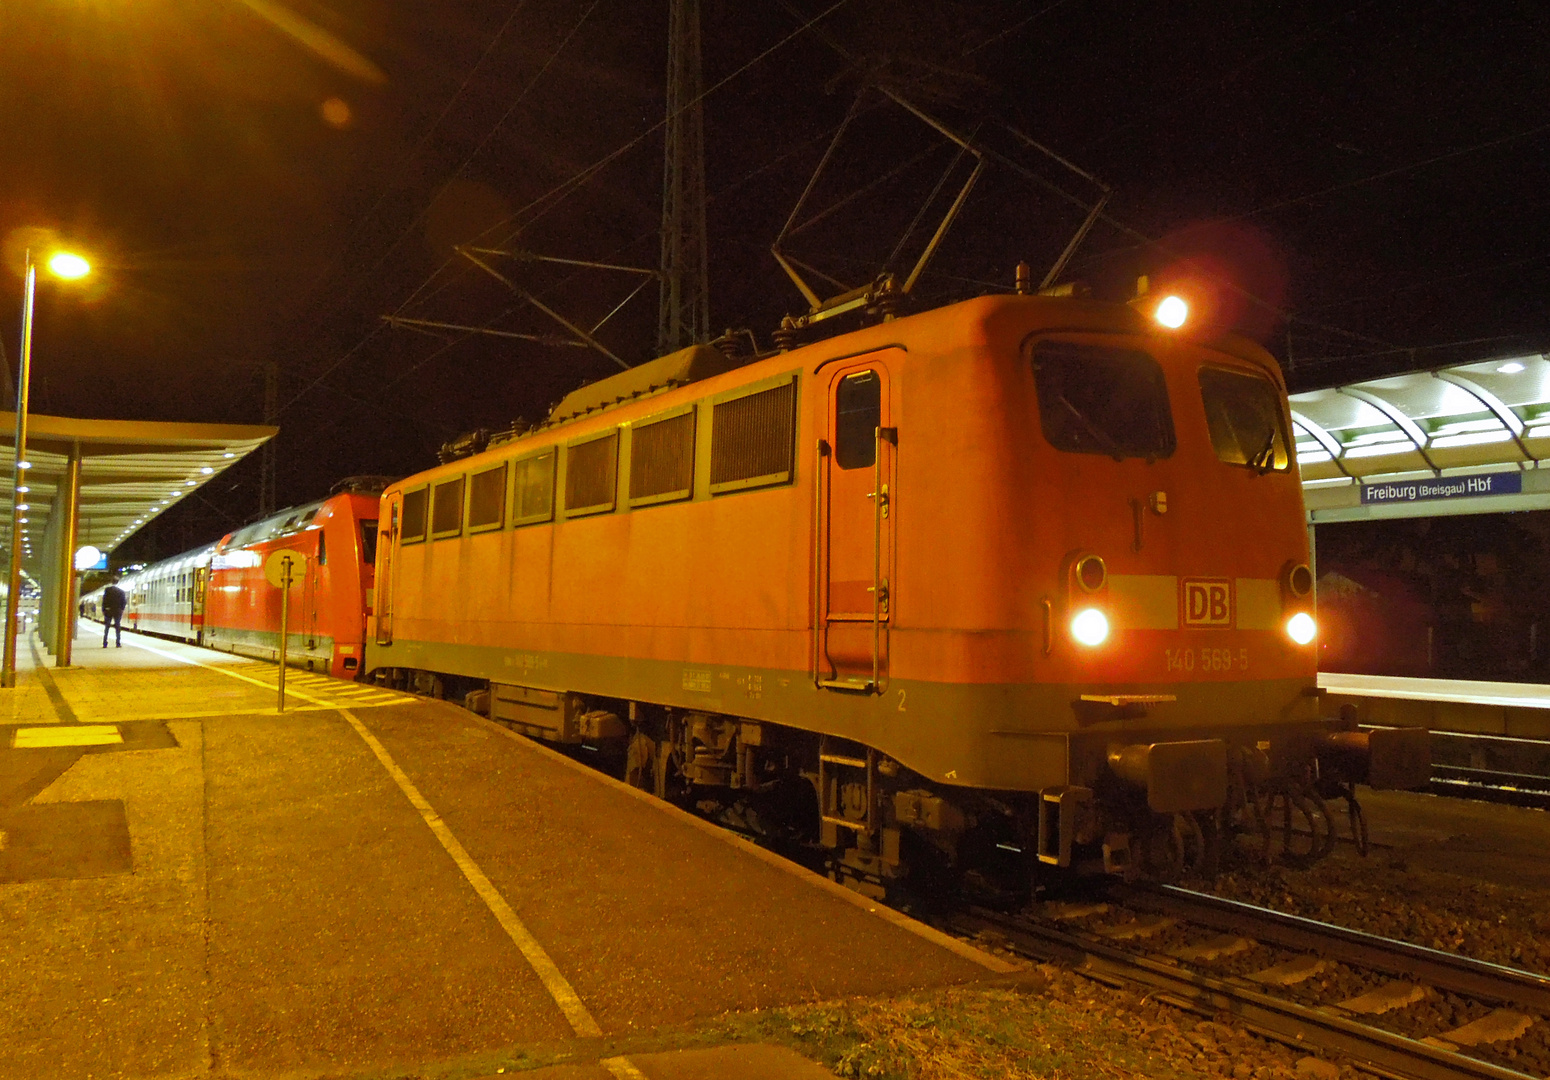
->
[1293, 352, 1550, 523]
[0, 413, 275, 569]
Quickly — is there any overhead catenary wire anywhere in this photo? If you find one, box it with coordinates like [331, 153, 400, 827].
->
[280, 0, 855, 421]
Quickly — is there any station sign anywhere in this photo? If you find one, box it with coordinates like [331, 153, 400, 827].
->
[1360, 470, 1522, 506]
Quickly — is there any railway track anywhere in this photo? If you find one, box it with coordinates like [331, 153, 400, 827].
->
[951, 884, 1550, 1080]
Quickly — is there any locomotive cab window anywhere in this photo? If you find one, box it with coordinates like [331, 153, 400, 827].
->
[1032, 340, 1176, 461]
[361, 520, 378, 565]
[1198, 366, 1291, 472]
[835, 370, 881, 470]
[400, 487, 428, 544]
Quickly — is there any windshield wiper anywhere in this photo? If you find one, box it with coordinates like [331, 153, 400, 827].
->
[1059, 394, 1126, 461]
[1250, 428, 1279, 474]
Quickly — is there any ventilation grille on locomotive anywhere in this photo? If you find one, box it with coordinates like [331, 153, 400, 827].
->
[432, 476, 464, 537]
[630, 411, 695, 505]
[710, 380, 795, 491]
[566, 432, 618, 514]
[467, 463, 506, 531]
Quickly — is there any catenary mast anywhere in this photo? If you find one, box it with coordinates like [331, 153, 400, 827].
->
[657, 0, 710, 355]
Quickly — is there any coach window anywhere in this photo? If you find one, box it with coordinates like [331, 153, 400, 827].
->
[1032, 340, 1176, 461]
[512, 450, 556, 526]
[431, 476, 465, 538]
[400, 487, 428, 544]
[467, 462, 507, 532]
[1198, 366, 1290, 472]
[835, 370, 880, 470]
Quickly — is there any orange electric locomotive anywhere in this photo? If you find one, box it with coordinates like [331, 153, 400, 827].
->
[365, 290, 1427, 892]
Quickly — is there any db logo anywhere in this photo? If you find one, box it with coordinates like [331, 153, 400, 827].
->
[1182, 579, 1232, 627]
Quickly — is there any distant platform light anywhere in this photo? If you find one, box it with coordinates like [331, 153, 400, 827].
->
[17, 461, 31, 470]
[1155, 295, 1189, 329]
[47, 251, 90, 280]
[1498, 361, 1526, 374]
[200, 466, 214, 474]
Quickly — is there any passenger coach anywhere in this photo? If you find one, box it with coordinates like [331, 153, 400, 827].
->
[366, 292, 1426, 892]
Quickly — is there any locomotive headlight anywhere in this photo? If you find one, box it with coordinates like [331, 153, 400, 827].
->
[1071, 607, 1110, 647]
[1154, 295, 1189, 329]
[1286, 612, 1317, 645]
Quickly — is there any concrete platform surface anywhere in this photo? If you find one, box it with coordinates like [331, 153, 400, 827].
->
[1359, 788, 1550, 889]
[0, 625, 1004, 1080]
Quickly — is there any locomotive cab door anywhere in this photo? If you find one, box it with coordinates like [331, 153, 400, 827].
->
[375, 496, 398, 645]
[819, 357, 896, 691]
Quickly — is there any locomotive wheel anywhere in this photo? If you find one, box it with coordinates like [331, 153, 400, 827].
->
[1140, 815, 1185, 881]
[624, 731, 655, 791]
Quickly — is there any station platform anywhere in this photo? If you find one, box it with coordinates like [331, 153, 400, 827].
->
[1320, 670, 1550, 737]
[1, 623, 1008, 1080]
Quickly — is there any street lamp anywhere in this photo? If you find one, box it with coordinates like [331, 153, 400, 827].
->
[1, 247, 91, 688]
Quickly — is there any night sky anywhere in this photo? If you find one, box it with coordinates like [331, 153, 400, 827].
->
[3, 0, 1548, 560]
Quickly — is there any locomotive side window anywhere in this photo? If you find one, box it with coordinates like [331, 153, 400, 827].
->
[1032, 341, 1176, 460]
[709, 377, 796, 492]
[432, 477, 465, 537]
[566, 432, 619, 516]
[361, 520, 378, 565]
[513, 450, 556, 525]
[467, 463, 507, 531]
[630, 409, 695, 506]
[400, 487, 428, 543]
[1198, 366, 1291, 472]
[834, 370, 881, 470]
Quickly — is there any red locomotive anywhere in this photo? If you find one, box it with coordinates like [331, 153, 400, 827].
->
[83, 482, 383, 678]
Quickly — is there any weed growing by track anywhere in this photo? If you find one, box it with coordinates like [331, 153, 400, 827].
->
[707, 967, 1365, 1080]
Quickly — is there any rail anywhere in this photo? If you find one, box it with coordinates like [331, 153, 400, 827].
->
[956, 906, 1542, 1080]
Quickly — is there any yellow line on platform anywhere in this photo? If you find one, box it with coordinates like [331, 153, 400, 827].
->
[113, 640, 599, 1033]
[338, 708, 603, 1038]
[123, 640, 340, 710]
[14, 725, 123, 748]
[601, 1057, 648, 1079]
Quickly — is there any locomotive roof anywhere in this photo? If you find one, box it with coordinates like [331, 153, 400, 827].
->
[544, 344, 737, 426]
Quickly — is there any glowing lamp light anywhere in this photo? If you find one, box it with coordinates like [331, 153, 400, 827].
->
[1070, 607, 1110, 647]
[1286, 612, 1317, 645]
[17, 461, 31, 470]
[1154, 295, 1189, 329]
[200, 466, 214, 474]
[74, 545, 102, 572]
[15, 505, 25, 512]
[16, 487, 27, 494]
[47, 252, 91, 280]
[1498, 361, 1526, 374]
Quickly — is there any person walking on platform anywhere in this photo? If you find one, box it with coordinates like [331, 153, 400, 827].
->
[102, 581, 126, 648]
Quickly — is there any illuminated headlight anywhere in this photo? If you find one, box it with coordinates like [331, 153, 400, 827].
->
[1071, 608, 1110, 647]
[1286, 612, 1317, 645]
[1154, 295, 1188, 329]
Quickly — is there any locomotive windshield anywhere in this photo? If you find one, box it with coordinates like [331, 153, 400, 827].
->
[1032, 340, 1176, 460]
[1198, 366, 1291, 472]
